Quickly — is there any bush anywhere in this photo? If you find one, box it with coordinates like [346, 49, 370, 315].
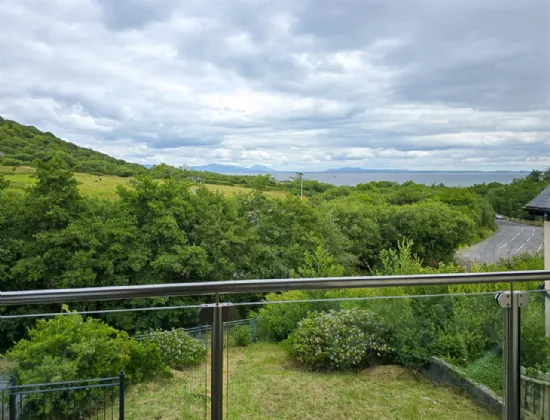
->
[1, 158, 22, 166]
[7, 313, 166, 384]
[520, 297, 549, 370]
[231, 324, 253, 347]
[143, 328, 206, 370]
[288, 309, 394, 370]
[6, 313, 167, 417]
[459, 352, 502, 393]
[255, 290, 339, 341]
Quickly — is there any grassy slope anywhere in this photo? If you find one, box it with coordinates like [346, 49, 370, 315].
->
[125, 343, 496, 420]
[0, 166, 286, 199]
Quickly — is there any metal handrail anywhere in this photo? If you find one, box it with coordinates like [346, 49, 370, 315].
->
[1, 270, 549, 306]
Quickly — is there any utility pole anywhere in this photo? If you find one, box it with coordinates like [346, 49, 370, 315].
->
[296, 172, 304, 199]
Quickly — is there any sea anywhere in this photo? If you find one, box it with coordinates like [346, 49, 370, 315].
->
[231, 172, 527, 187]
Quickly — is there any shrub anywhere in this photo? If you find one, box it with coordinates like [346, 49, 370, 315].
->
[6, 313, 167, 417]
[520, 298, 549, 370]
[143, 328, 206, 370]
[7, 313, 166, 384]
[288, 309, 394, 370]
[231, 324, 253, 347]
[1, 158, 22, 167]
[460, 352, 503, 393]
[255, 290, 339, 341]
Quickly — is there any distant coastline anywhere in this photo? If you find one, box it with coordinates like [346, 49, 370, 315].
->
[190, 163, 528, 175]
[190, 170, 528, 187]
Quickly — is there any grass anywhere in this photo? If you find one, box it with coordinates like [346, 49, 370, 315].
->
[124, 342, 496, 420]
[456, 352, 502, 394]
[0, 166, 286, 199]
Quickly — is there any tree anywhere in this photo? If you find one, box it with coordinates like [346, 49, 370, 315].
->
[0, 173, 8, 190]
[250, 174, 275, 192]
[527, 170, 542, 182]
[20, 156, 82, 233]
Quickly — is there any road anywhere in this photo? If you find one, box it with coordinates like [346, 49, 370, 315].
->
[457, 220, 544, 265]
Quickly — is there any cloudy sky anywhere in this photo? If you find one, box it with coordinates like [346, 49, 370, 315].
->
[0, 0, 548, 171]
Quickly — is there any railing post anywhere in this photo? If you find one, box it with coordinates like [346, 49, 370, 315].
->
[496, 291, 529, 420]
[198, 324, 202, 340]
[253, 317, 257, 343]
[199, 302, 236, 420]
[8, 376, 15, 420]
[211, 303, 224, 420]
[119, 371, 125, 420]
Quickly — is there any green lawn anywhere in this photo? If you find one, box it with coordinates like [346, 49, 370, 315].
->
[124, 342, 496, 420]
[0, 166, 286, 199]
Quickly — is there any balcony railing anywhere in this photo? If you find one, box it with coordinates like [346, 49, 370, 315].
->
[1, 269, 550, 420]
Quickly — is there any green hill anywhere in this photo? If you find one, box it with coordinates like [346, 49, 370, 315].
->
[0, 116, 145, 177]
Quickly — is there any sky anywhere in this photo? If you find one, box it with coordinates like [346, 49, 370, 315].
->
[0, 0, 549, 171]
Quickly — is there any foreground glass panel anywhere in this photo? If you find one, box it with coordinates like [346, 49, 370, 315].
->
[519, 290, 549, 419]
[224, 289, 504, 419]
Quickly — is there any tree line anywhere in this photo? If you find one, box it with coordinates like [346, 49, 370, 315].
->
[470, 170, 550, 220]
[0, 157, 498, 347]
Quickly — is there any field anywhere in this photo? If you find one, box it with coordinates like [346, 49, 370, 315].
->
[124, 342, 495, 420]
[0, 166, 286, 199]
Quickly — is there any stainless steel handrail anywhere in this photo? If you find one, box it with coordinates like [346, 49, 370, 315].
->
[1, 270, 549, 306]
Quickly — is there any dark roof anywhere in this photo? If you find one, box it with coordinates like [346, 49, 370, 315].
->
[524, 185, 550, 214]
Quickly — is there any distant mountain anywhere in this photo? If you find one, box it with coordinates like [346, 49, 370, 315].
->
[192, 163, 276, 173]
[250, 165, 276, 172]
[323, 167, 410, 173]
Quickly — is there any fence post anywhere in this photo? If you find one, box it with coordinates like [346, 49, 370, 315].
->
[253, 317, 257, 343]
[496, 291, 529, 420]
[119, 371, 125, 420]
[198, 325, 202, 340]
[8, 376, 15, 420]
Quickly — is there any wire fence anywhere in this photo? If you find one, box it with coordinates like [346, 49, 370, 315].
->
[137, 317, 268, 344]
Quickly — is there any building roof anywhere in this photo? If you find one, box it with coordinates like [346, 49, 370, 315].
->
[524, 185, 550, 215]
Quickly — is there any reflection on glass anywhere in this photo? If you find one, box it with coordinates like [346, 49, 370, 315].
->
[519, 290, 548, 418]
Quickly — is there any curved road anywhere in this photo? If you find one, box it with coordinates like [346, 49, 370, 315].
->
[457, 220, 544, 265]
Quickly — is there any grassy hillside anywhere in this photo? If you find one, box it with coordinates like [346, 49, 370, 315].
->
[0, 116, 145, 176]
[0, 166, 286, 199]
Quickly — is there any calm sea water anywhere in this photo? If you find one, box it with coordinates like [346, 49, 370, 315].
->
[234, 172, 527, 187]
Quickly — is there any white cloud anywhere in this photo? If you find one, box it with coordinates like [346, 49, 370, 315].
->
[0, 0, 547, 171]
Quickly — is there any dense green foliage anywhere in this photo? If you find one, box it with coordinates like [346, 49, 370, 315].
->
[231, 325, 254, 347]
[0, 156, 500, 347]
[262, 243, 544, 370]
[6, 312, 166, 417]
[0, 117, 145, 176]
[143, 329, 206, 369]
[470, 170, 550, 220]
[7, 312, 166, 383]
[288, 309, 394, 370]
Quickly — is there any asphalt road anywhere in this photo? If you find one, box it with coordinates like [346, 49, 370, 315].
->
[457, 220, 544, 265]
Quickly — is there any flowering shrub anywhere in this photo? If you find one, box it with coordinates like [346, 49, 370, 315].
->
[288, 309, 394, 370]
[144, 329, 206, 370]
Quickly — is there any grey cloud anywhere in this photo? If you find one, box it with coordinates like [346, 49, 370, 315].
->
[96, 0, 177, 30]
[0, 0, 547, 170]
